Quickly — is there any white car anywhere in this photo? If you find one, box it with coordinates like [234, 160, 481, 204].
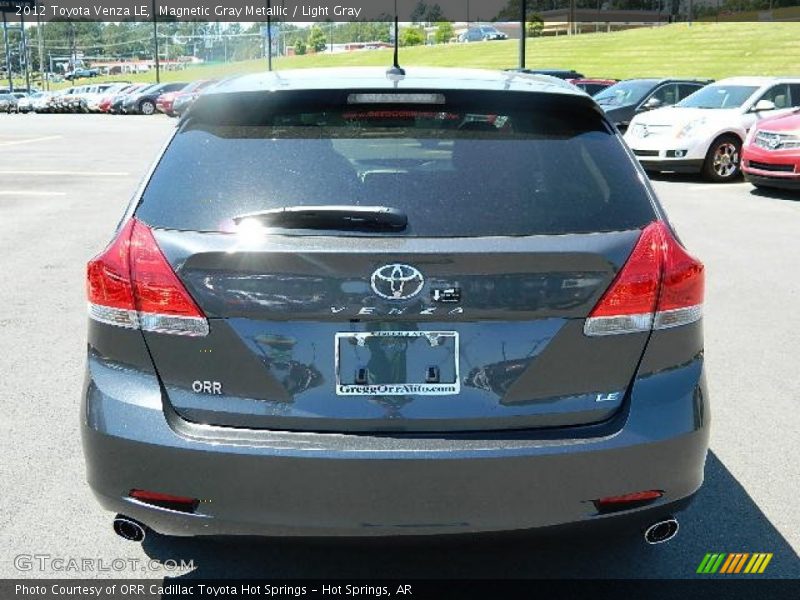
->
[31, 91, 54, 112]
[625, 77, 800, 182]
[78, 83, 117, 112]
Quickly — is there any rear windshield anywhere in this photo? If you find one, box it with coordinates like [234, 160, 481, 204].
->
[137, 93, 655, 237]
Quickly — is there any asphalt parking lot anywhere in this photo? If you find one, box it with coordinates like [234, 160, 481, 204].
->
[0, 114, 798, 580]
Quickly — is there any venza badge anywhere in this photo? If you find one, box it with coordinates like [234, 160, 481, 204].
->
[370, 264, 424, 300]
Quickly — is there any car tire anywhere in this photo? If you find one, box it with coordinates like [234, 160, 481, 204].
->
[139, 100, 155, 115]
[702, 135, 742, 183]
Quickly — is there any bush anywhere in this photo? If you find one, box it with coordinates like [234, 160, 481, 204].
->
[307, 26, 328, 53]
[526, 17, 544, 38]
[400, 27, 425, 47]
[435, 22, 455, 44]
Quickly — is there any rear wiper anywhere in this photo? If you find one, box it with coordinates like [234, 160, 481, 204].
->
[233, 205, 408, 232]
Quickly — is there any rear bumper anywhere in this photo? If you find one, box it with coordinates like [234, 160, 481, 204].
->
[82, 357, 709, 537]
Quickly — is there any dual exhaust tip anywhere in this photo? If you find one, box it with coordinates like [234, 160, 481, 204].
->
[111, 513, 679, 545]
[112, 515, 147, 542]
[644, 516, 679, 544]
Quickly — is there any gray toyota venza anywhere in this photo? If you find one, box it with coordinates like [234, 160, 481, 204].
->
[82, 68, 708, 543]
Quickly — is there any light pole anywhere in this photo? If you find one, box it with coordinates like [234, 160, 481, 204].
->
[20, 12, 30, 91]
[2, 11, 11, 91]
[267, 0, 272, 70]
[519, 0, 526, 69]
[151, 0, 160, 83]
[36, 2, 46, 90]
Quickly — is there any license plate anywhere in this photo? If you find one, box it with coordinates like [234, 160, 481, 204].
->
[335, 331, 460, 396]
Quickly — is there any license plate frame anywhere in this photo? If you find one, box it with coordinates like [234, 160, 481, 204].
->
[334, 331, 460, 396]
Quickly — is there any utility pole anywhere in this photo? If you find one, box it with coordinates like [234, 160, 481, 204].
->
[69, 21, 76, 72]
[151, 0, 160, 82]
[36, 4, 46, 90]
[2, 11, 11, 91]
[519, 0, 526, 69]
[266, 0, 272, 70]
[20, 13, 30, 91]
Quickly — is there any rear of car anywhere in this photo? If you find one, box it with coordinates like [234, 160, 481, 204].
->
[510, 68, 585, 81]
[82, 68, 709, 539]
[742, 111, 800, 190]
[568, 78, 618, 96]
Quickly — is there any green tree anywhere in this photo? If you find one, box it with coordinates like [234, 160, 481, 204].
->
[307, 25, 328, 53]
[294, 39, 307, 56]
[400, 26, 425, 47]
[526, 16, 544, 37]
[434, 21, 454, 44]
[410, 1, 445, 25]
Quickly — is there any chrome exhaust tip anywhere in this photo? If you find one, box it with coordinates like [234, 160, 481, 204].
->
[644, 516, 679, 544]
[112, 515, 147, 542]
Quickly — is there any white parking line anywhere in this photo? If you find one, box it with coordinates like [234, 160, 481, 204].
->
[0, 170, 129, 177]
[0, 135, 63, 147]
[0, 191, 67, 196]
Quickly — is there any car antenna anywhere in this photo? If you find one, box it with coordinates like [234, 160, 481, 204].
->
[386, 4, 405, 78]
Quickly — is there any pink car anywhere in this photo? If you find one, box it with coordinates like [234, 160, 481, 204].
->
[743, 110, 800, 191]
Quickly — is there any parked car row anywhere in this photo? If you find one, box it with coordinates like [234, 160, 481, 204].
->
[5, 69, 796, 191]
[7, 79, 217, 117]
[516, 70, 799, 188]
[0, 91, 25, 113]
[624, 77, 800, 184]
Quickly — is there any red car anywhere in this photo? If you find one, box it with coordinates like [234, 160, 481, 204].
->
[171, 79, 217, 117]
[155, 90, 181, 116]
[98, 84, 142, 113]
[157, 79, 214, 117]
[567, 78, 618, 96]
[742, 110, 800, 191]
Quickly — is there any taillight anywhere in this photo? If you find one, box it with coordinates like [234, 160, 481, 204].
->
[87, 218, 208, 336]
[584, 221, 703, 336]
[129, 489, 199, 513]
[594, 489, 663, 513]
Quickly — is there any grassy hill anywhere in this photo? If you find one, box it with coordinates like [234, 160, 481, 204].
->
[36, 22, 800, 90]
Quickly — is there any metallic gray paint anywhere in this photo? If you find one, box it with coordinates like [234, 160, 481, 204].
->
[139, 230, 648, 432]
[82, 348, 708, 536]
[82, 68, 709, 536]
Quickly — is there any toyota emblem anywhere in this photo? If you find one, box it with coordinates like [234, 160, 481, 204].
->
[370, 264, 425, 300]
